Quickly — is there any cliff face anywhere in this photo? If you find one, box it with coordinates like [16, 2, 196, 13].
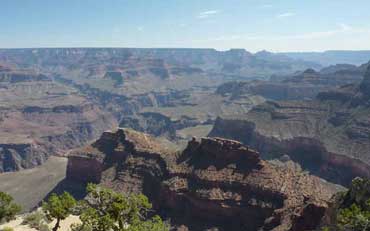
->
[210, 65, 370, 186]
[67, 128, 341, 231]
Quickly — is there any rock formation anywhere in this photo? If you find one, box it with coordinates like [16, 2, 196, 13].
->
[67, 128, 341, 231]
[210, 64, 370, 186]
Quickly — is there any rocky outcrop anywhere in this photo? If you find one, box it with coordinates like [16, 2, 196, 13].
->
[67, 129, 172, 197]
[210, 65, 370, 186]
[67, 128, 341, 231]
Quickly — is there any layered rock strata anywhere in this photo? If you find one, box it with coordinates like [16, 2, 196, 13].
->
[0, 67, 117, 172]
[67, 128, 340, 231]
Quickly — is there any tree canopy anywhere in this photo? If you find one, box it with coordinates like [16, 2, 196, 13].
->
[2, 185, 168, 231]
[42, 192, 77, 231]
[71, 184, 169, 231]
[0, 191, 21, 223]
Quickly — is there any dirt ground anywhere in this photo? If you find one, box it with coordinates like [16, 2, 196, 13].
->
[0, 215, 81, 231]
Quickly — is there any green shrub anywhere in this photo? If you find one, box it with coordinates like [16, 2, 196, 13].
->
[337, 202, 370, 231]
[1, 227, 14, 231]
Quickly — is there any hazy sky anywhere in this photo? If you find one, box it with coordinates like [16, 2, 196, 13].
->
[2, 0, 370, 52]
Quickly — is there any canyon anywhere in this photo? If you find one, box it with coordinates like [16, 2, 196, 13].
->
[0, 48, 333, 172]
[0, 48, 370, 230]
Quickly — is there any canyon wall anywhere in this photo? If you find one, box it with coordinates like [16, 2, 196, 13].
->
[209, 66, 370, 186]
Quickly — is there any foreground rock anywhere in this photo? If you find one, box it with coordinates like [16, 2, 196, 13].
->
[67, 128, 341, 231]
[210, 64, 370, 186]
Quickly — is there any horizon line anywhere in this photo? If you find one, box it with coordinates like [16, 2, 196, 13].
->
[1, 47, 370, 54]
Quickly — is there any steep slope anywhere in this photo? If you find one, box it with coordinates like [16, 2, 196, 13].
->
[210, 64, 370, 185]
[67, 128, 341, 231]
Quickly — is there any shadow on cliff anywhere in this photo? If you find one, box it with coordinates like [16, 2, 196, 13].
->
[42, 178, 88, 203]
